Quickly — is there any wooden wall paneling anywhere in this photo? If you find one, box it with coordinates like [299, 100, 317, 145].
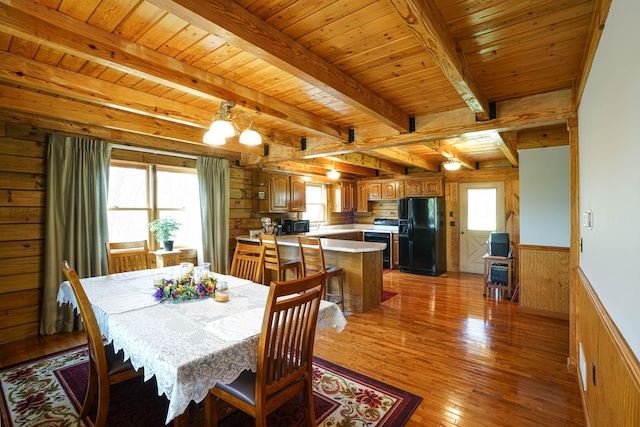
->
[445, 181, 459, 272]
[577, 270, 600, 425]
[0, 127, 47, 345]
[518, 245, 570, 318]
[598, 322, 640, 426]
[578, 269, 640, 426]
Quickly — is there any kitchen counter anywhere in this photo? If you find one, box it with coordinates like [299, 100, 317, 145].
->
[237, 234, 386, 252]
[236, 235, 385, 313]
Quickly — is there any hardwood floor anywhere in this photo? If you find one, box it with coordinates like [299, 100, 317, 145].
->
[0, 271, 586, 426]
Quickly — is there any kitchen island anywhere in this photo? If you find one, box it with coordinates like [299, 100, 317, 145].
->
[236, 235, 386, 313]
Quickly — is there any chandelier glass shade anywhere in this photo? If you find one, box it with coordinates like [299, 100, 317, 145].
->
[203, 101, 262, 146]
[327, 169, 341, 180]
[443, 158, 461, 171]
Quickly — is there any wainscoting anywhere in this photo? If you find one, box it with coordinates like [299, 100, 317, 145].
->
[576, 269, 640, 426]
[518, 244, 570, 319]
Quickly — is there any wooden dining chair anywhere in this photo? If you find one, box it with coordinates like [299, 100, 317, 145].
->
[105, 240, 152, 273]
[259, 234, 299, 284]
[204, 271, 325, 427]
[61, 260, 142, 427]
[230, 242, 265, 283]
[298, 236, 345, 311]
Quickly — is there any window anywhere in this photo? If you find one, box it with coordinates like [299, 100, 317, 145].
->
[467, 188, 497, 231]
[302, 182, 327, 224]
[107, 163, 202, 250]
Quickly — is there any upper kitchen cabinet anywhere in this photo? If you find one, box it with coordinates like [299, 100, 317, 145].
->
[289, 175, 306, 212]
[341, 181, 357, 212]
[403, 178, 442, 197]
[252, 170, 306, 213]
[357, 182, 368, 212]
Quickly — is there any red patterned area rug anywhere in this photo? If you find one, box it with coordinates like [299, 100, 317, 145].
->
[1, 345, 421, 427]
[381, 291, 398, 302]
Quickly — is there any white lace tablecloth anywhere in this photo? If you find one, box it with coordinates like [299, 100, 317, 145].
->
[57, 268, 347, 424]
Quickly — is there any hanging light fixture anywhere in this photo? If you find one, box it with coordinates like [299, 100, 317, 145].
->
[203, 101, 262, 146]
[443, 158, 462, 171]
[327, 169, 341, 180]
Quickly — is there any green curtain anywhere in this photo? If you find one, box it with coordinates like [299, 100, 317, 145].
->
[197, 157, 230, 274]
[40, 134, 111, 335]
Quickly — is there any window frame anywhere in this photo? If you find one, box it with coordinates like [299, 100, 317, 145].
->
[107, 161, 199, 251]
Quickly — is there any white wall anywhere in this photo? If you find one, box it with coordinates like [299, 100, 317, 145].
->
[579, 0, 640, 359]
[520, 146, 570, 246]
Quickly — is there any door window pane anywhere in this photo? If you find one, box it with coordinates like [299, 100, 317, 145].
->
[467, 188, 497, 231]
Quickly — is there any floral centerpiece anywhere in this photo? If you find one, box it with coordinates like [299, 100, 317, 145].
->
[154, 275, 217, 303]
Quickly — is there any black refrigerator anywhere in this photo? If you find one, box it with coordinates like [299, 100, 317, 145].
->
[398, 197, 446, 276]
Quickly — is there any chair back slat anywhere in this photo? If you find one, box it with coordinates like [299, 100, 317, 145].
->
[105, 241, 151, 273]
[257, 272, 325, 398]
[259, 234, 281, 271]
[298, 237, 326, 275]
[230, 243, 265, 283]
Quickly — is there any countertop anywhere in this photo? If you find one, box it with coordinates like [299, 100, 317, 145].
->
[300, 224, 397, 236]
[236, 234, 386, 253]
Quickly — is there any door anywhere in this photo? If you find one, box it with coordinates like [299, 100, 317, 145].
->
[459, 182, 505, 274]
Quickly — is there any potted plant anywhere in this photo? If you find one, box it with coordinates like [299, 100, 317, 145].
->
[148, 217, 181, 251]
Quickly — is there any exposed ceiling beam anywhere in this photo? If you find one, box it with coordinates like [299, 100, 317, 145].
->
[573, 0, 613, 110]
[264, 162, 356, 182]
[421, 139, 474, 169]
[327, 153, 407, 175]
[300, 157, 378, 177]
[0, 110, 241, 159]
[0, 85, 264, 155]
[148, 0, 410, 132]
[388, 0, 491, 120]
[0, 0, 346, 142]
[494, 131, 519, 166]
[373, 147, 440, 171]
[260, 89, 574, 162]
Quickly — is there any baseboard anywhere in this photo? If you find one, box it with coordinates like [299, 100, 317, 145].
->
[518, 306, 569, 321]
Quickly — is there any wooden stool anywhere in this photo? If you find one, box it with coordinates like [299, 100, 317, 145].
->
[259, 234, 299, 284]
[298, 236, 344, 311]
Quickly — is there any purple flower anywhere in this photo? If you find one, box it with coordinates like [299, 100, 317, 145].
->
[154, 288, 165, 301]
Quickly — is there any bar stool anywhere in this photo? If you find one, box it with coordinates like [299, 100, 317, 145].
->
[259, 234, 299, 284]
[298, 236, 344, 311]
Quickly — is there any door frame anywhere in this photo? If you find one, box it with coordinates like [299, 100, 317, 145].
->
[458, 181, 506, 274]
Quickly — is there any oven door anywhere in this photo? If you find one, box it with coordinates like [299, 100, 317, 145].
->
[364, 232, 391, 269]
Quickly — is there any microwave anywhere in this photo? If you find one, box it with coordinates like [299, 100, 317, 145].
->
[281, 219, 310, 234]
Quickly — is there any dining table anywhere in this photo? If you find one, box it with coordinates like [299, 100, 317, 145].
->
[56, 266, 348, 425]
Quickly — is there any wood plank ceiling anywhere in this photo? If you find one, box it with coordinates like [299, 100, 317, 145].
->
[0, 0, 603, 179]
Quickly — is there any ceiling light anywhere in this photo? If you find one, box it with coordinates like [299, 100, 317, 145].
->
[443, 158, 461, 171]
[327, 169, 341, 180]
[203, 100, 262, 146]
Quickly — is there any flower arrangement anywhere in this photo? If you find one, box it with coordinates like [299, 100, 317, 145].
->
[154, 276, 217, 303]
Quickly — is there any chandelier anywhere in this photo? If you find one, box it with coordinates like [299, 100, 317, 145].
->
[442, 158, 461, 171]
[203, 101, 262, 146]
[327, 169, 341, 180]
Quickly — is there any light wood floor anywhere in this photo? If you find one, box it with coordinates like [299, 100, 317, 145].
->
[0, 270, 586, 426]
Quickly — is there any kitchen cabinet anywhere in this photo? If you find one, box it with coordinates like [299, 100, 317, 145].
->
[341, 181, 356, 212]
[269, 173, 289, 212]
[289, 175, 306, 212]
[368, 182, 382, 200]
[357, 182, 368, 212]
[381, 182, 397, 200]
[404, 180, 423, 197]
[252, 170, 306, 213]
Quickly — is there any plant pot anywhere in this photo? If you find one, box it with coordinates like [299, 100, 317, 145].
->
[163, 240, 174, 251]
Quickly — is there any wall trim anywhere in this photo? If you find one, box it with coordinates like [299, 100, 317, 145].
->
[578, 267, 640, 391]
[519, 244, 569, 252]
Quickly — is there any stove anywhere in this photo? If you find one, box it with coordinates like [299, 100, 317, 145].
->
[373, 218, 398, 227]
[365, 219, 398, 269]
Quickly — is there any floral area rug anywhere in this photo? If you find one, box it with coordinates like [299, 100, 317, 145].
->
[1, 345, 421, 427]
